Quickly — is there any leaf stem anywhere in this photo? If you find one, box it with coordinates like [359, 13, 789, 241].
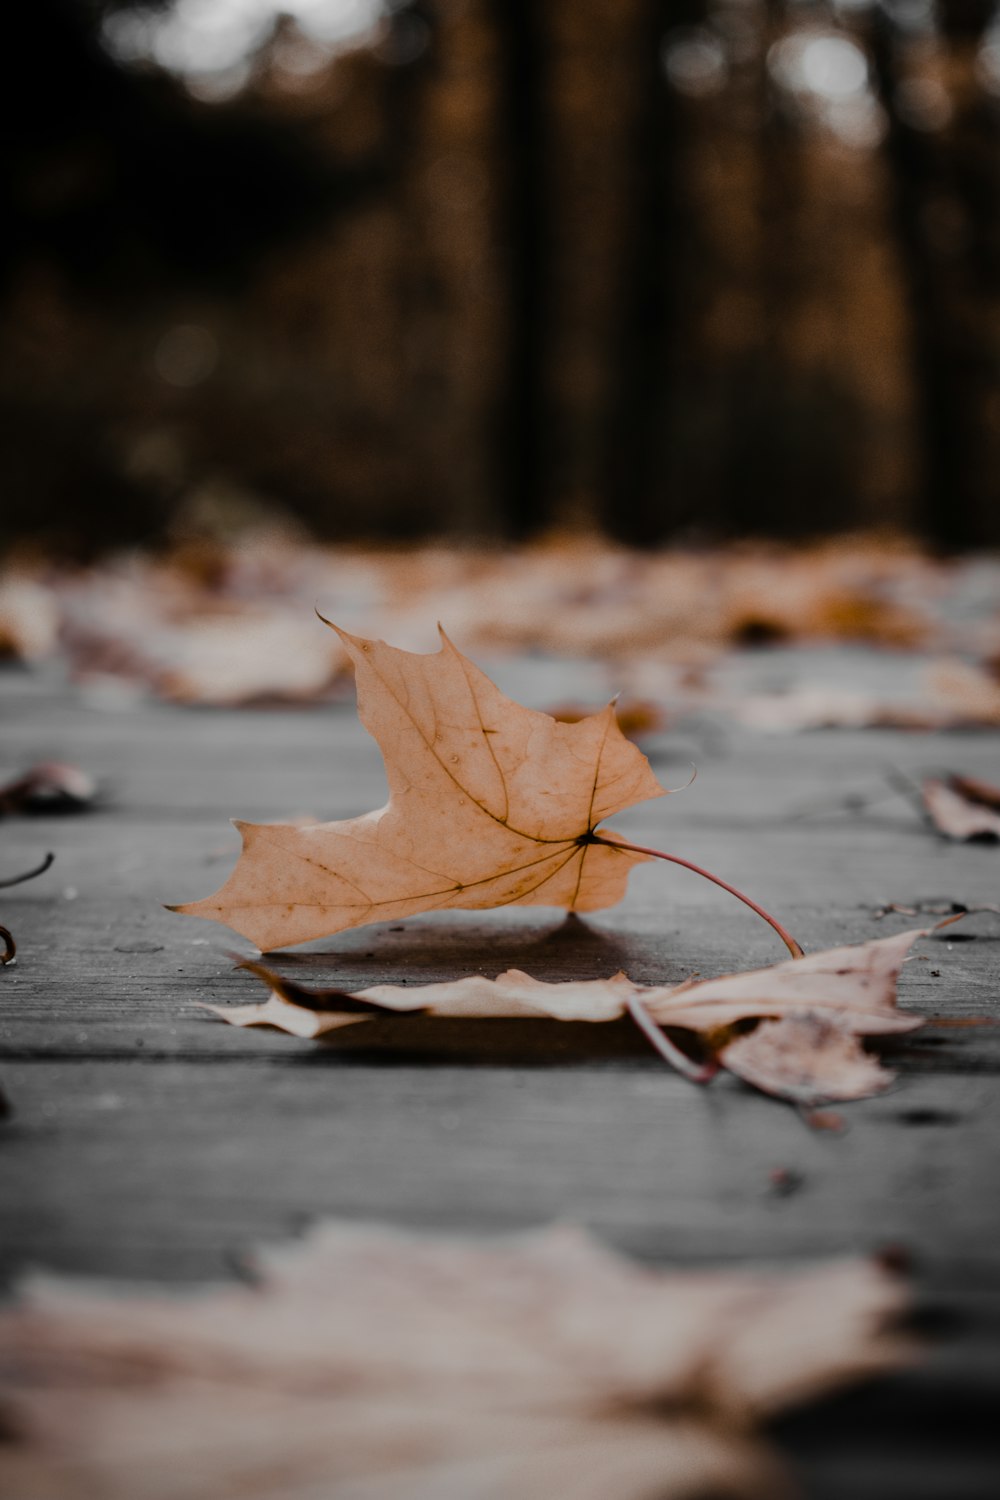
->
[0, 852, 54, 890]
[593, 833, 803, 958]
[624, 991, 719, 1083]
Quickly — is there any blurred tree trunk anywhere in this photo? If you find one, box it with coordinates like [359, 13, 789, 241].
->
[491, 0, 547, 536]
[870, 0, 1000, 546]
[398, 1, 507, 535]
[538, 0, 649, 531]
[598, 0, 684, 545]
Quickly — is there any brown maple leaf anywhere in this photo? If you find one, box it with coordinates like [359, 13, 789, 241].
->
[204, 927, 932, 1104]
[171, 623, 802, 956]
[0, 1221, 914, 1500]
[171, 625, 667, 950]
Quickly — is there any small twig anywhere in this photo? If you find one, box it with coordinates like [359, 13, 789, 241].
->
[625, 992, 719, 1084]
[0, 853, 54, 964]
[0, 851, 55, 889]
[873, 900, 1000, 921]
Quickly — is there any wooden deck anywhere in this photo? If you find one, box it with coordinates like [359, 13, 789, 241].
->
[1, 658, 999, 1497]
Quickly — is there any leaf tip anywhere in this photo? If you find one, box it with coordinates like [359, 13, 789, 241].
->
[315, 609, 361, 654]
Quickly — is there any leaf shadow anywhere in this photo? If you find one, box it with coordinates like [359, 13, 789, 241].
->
[284, 1016, 655, 1069]
[269, 913, 673, 986]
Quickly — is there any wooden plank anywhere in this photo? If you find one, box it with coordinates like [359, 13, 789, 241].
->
[2, 667, 1000, 1494]
[2, 1055, 999, 1284]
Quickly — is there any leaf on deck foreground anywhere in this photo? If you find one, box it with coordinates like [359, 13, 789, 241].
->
[170, 625, 665, 951]
[205, 927, 931, 1104]
[0, 1220, 915, 1500]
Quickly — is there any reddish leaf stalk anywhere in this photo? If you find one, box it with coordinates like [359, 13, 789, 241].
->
[593, 834, 804, 959]
[625, 991, 719, 1083]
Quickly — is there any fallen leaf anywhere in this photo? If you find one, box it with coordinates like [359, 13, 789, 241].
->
[717, 1015, 893, 1107]
[921, 775, 1000, 842]
[731, 689, 944, 734]
[0, 1220, 914, 1500]
[0, 576, 59, 661]
[639, 927, 926, 1038]
[0, 762, 97, 816]
[154, 611, 348, 705]
[205, 927, 931, 1103]
[927, 659, 1000, 727]
[173, 626, 665, 950]
[202, 961, 640, 1037]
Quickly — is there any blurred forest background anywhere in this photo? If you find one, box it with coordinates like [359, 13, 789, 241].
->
[2, 0, 999, 556]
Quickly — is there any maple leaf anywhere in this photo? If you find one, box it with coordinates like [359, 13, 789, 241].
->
[172, 625, 667, 950]
[0, 1220, 914, 1500]
[204, 927, 932, 1104]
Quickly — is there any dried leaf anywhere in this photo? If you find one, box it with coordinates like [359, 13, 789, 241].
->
[0, 763, 97, 817]
[921, 776, 1000, 843]
[926, 659, 1000, 727]
[718, 1015, 893, 1106]
[202, 963, 640, 1038]
[640, 928, 926, 1038]
[173, 626, 665, 950]
[206, 928, 931, 1103]
[0, 1220, 915, 1500]
[731, 689, 945, 734]
[0, 577, 59, 661]
[155, 611, 347, 705]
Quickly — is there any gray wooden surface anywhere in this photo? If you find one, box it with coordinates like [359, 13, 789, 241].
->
[1, 658, 999, 1497]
